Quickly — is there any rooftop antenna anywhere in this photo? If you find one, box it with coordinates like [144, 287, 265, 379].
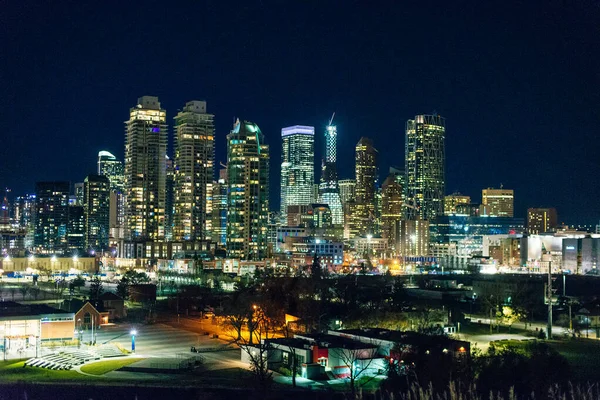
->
[328, 112, 336, 126]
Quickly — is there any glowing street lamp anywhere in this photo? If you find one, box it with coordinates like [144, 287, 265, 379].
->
[130, 329, 137, 352]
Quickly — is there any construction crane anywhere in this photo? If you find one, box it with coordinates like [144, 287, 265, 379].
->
[328, 112, 335, 127]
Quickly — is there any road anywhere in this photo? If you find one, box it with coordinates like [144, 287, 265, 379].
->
[465, 314, 569, 336]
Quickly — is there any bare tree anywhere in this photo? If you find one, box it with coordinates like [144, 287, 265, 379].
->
[30, 286, 40, 300]
[18, 285, 30, 300]
[232, 306, 278, 394]
[9, 286, 17, 301]
[329, 343, 381, 398]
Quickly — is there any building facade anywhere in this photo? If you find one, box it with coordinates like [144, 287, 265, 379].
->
[34, 182, 70, 253]
[172, 100, 215, 241]
[124, 96, 168, 241]
[280, 126, 314, 221]
[84, 174, 110, 251]
[381, 172, 404, 250]
[319, 123, 343, 226]
[527, 207, 558, 234]
[481, 187, 514, 217]
[405, 114, 445, 221]
[444, 193, 471, 216]
[354, 137, 378, 236]
[226, 119, 270, 260]
[97, 151, 125, 239]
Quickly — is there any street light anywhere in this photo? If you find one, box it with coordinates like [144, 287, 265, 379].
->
[130, 329, 137, 353]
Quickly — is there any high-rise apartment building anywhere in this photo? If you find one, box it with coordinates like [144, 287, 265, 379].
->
[124, 96, 168, 240]
[226, 119, 269, 260]
[381, 171, 404, 250]
[354, 137, 378, 236]
[405, 114, 445, 220]
[527, 207, 558, 234]
[319, 121, 343, 225]
[211, 173, 228, 247]
[172, 101, 215, 241]
[34, 182, 70, 252]
[444, 192, 471, 216]
[97, 150, 125, 238]
[67, 205, 85, 251]
[280, 126, 314, 221]
[482, 187, 514, 217]
[13, 194, 36, 248]
[84, 174, 110, 251]
[338, 179, 356, 205]
[399, 218, 430, 257]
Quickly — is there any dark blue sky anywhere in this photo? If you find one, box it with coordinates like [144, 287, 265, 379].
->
[2, 1, 600, 223]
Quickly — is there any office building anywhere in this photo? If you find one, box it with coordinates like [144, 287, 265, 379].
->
[444, 193, 471, 216]
[280, 126, 314, 221]
[67, 205, 85, 251]
[97, 151, 125, 239]
[381, 171, 404, 250]
[83, 174, 110, 251]
[226, 119, 269, 260]
[172, 101, 215, 241]
[74, 183, 84, 206]
[124, 96, 168, 240]
[354, 137, 378, 236]
[34, 182, 70, 252]
[481, 187, 514, 217]
[13, 194, 35, 248]
[338, 179, 356, 205]
[527, 207, 558, 234]
[399, 218, 430, 257]
[318, 121, 343, 225]
[405, 114, 445, 220]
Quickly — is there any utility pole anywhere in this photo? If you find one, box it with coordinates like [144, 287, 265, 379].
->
[547, 262, 553, 340]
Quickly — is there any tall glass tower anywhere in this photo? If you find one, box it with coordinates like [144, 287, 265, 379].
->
[280, 125, 314, 221]
[405, 114, 445, 221]
[124, 96, 168, 240]
[172, 100, 215, 241]
[84, 174, 110, 251]
[354, 137, 378, 236]
[319, 122, 343, 225]
[226, 119, 270, 260]
[97, 151, 125, 239]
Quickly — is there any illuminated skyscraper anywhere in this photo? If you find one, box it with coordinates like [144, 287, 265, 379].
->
[381, 170, 404, 250]
[34, 182, 70, 252]
[97, 150, 125, 238]
[124, 96, 168, 240]
[172, 101, 215, 241]
[211, 170, 228, 247]
[444, 192, 471, 216]
[338, 179, 356, 206]
[84, 174, 110, 251]
[482, 187, 514, 217]
[527, 207, 557, 234]
[226, 119, 269, 260]
[280, 126, 314, 220]
[405, 114, 445, 221]
[319, 121, 343, 225]
[354, 137, 378, 236]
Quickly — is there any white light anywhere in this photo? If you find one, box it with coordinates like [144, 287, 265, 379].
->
[28, 255, 35, 261]
[367, 234, 373, 240]
[73, 256, 78, 262]
[130, 329, 137, 335]
[51, 256, 57, 262]
[4, 255, 10, 261]
[315, 239, 321, 244]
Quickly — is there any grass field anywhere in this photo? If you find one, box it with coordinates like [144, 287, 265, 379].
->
[0, 360, 93, 382]
[80, 358, 144, 375]
[547, 339, 600, 382]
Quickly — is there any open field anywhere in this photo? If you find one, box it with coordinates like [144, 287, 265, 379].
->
[80, 358, 144, 375]
[0, 361, 95, 382]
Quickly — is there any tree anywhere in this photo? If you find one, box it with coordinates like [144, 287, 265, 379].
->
[9, 286, 17, 301]
[329, 343, 380, 398]
[89, 276, 104, 300]
[117, 270, 150, 300]
[234, 305, 277, 394]
[30, 286, 40, 300]
[70, 275, 85, 295]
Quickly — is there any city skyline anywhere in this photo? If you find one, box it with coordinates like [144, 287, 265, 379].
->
[2, 3, 600, 223]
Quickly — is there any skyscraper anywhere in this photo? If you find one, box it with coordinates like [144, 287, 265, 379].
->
[319, 120, 343, 226]
[405, 114, 445, 221]
[444, 193, 471, 216]
[482, 187, 514, 217]
[124, 96, 167, 240]
[211, 169, 228, 247]
[381, 171, 404, 250]
[354, 137, 378, 236]
[97, 150, 125, 238]
[280, 126, 314, 221]
[172, 101, 215, 241]
[84, 174, 110, 251]
[527, 207, 557, 234]
[226, 119, 269, 260]
[34, 182, 70, 252]
[338, 179, 356, 206]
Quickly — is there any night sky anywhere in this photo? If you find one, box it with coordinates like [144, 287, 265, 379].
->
[2, 1, 600, 224]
